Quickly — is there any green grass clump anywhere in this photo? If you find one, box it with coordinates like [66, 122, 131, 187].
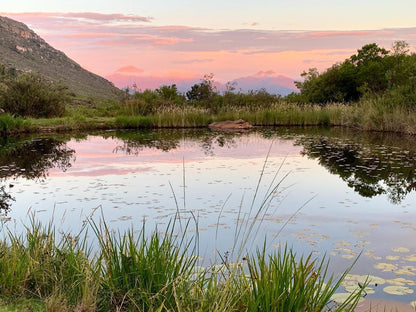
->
[94, 220, 197, 311]
[0, 213, 365, 312]
[0, 114, 26, 135]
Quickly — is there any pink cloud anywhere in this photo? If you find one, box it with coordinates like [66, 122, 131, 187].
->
[116, 66, 144, 74]
[4, 12, 416, 87]
[2, 12, 152, 23]
[153, 37, 194, 45]
[63, 12, 152, 23]
[63, 32, 117, 38]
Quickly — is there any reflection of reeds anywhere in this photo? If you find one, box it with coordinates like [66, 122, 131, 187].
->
[0, 176, 365, 311]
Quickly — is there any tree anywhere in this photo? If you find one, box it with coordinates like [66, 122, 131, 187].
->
[186, 74, 216, 102]
[293, 42, 416, 104]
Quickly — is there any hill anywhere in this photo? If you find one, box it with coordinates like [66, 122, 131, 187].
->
[0, 16, 121, 101]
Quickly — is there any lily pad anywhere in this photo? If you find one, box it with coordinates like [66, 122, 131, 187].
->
[392, 247, 410, 253]
[331, 292, 364, 304]
[344, 285, 375, 294]
[386, 255, 400, 261]
[404, 254, 416, 262]
[386, 278, 415, 286]
[375, 262, 398, 272]
[394, 269, 415, 276]
[383, 285, 414, 295]
[344, 274, 385, 285]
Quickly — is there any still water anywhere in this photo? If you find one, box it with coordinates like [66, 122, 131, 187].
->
[1, 127, 416, 307]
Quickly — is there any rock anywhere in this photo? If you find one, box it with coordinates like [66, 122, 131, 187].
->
[208, 119, 253, 132]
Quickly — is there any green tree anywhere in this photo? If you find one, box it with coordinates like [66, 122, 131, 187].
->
[186, 74, 216, 102]
[293, 42, 416, 105]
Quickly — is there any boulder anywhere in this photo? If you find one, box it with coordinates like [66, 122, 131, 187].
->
[208, 119, 253, 131]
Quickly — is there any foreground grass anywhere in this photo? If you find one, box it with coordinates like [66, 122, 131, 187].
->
[0, 215, 364, 312]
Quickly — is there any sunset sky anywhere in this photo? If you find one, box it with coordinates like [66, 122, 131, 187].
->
[2, 1, 416, 89]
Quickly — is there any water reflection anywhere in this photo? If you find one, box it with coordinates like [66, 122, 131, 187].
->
[296, 134, 416, 203]
[107, 128, 416, 203]
[108, 129, 239, 156]
[0, 136, 75, 213]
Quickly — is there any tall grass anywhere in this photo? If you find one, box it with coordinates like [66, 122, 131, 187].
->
[0, 210, 366, 311]
[93, 219, 197, 311]
[0, 113, 26, 135]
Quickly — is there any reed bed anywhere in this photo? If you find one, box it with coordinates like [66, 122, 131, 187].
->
[4, 95, 416, 135]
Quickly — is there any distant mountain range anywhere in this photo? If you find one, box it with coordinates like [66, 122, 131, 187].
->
[0, 16, 121, 100]
[106, 69, 299, 96]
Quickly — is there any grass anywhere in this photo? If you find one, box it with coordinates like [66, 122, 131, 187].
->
[3, 95, 416, 135]
[0, 210, 366, 312]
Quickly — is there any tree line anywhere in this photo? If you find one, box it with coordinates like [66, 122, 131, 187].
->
[288, 41, 416, 107]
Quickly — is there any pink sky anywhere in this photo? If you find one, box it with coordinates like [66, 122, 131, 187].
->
[2, 12, 416, 89]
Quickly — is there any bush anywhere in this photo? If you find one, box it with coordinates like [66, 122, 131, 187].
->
[0, 73, 68, 118]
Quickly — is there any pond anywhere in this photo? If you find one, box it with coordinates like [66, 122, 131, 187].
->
[1, 127, 416, 309]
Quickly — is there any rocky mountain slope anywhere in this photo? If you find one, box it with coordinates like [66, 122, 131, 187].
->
[0, 16, 121, 100]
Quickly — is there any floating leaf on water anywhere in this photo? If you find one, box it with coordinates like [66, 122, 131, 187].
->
[342, 254, 355, 259]
[331, 293, 364, 304]
[386, 255, 400, 261]
[383, 286, 414, 295]
[345, 274, 386, 285]
[375, 262, 398, 272]
[386, 278, 415, 286]
[394, 269, 415, 276]
[335, 240, 351, 247]
[392, 247, 410, 253]
[344, 285, 375, 294]
[404, 254, 416, 262]
[341, 280, 357, 287]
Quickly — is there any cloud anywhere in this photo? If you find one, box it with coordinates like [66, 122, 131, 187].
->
[2, 12, 152, 24]
[174, 58, 214, 64]
[5, 12, 416, 54]
[115, 66, 144, 74]
[62, 12, 152, 23]
[4, 12, 416, 85]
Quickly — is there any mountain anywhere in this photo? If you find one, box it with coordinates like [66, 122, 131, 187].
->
[229, 71, 297, 96]
[0, 16, 121, 100]
[106, 68, 298, 96]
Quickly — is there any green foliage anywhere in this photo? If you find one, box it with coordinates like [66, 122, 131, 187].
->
[244, 247, 362, 312]
[0, 114, 24, 135]
[186, 74, 216, 103]
[294, 41, 416, 107]
[122, 85, 185, 116]
[0, 73, 68, 118]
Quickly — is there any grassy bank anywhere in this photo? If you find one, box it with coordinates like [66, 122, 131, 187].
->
[2, 95, 416, 135]
[0, 215, 363, 312]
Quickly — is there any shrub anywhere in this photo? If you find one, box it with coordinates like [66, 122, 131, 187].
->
[0, 73, 68, 118]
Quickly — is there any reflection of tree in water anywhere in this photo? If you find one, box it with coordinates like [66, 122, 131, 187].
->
[110, 129, 237, 156]
[111, 130, 181, 155]
[297, 136, 416, 204]
[0, 137, 75, 213]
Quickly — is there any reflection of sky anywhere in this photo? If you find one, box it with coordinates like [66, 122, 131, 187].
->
[5, 132, 416, 306]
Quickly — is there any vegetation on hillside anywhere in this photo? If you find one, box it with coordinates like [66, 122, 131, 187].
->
[0, 65, 68, 118]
